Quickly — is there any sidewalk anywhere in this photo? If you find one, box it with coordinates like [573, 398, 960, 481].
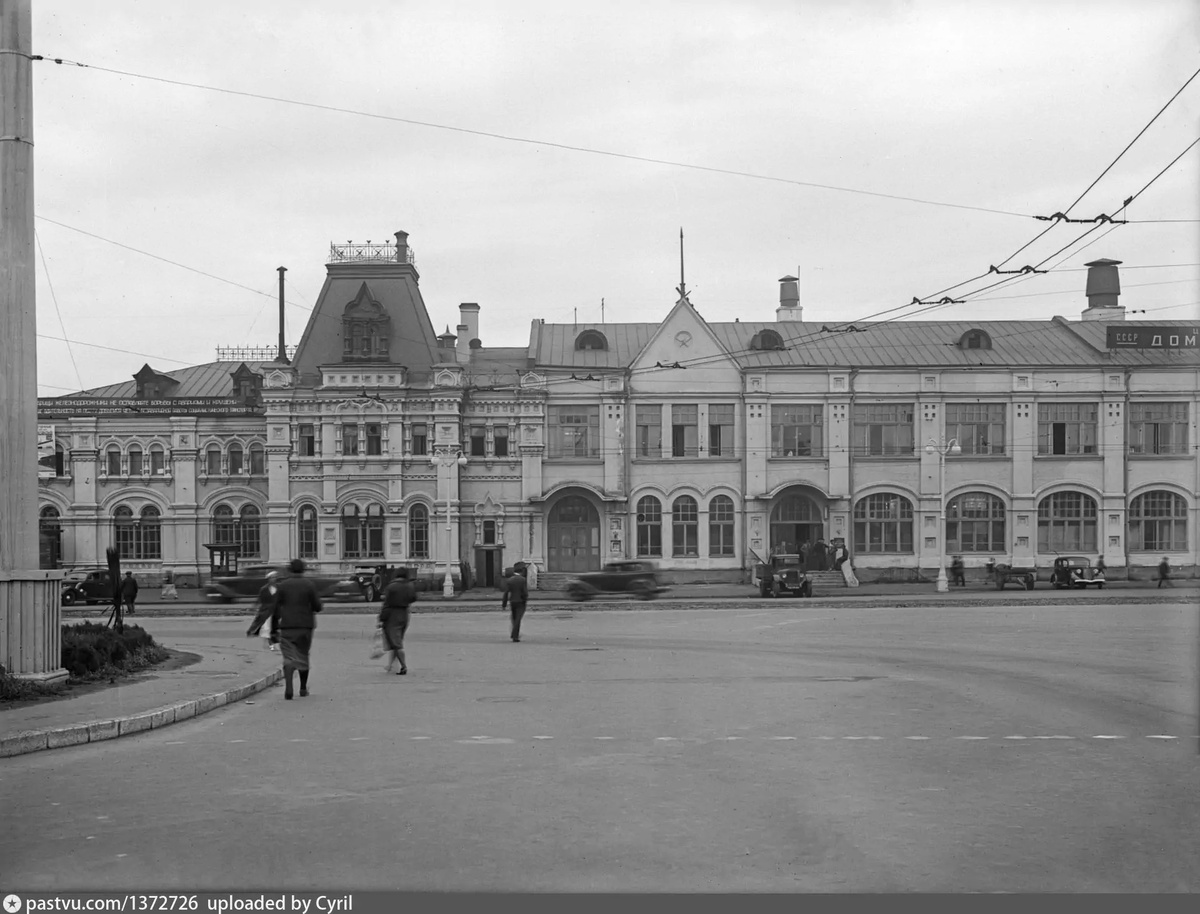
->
[0, 636, 281, 759]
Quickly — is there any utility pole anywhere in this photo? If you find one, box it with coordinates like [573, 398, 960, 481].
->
[1, 0, 66, 681]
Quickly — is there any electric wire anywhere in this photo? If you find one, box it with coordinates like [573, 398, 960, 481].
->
[35, 228, 83, 391]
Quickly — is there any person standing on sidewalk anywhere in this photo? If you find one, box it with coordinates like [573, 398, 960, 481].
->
[270, 559, 323, 700]
[1157, 557, 1173, 588]
[246, 571, 280, 651]
[120, 571, 139, 615]
[380, 568, 417, 675]
[503, 563, 529, 642]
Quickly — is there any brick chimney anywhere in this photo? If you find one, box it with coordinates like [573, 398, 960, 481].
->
[1082, 258, 1125, 321]
[776, 275, 802, 322]
[459, 303, 481, 346]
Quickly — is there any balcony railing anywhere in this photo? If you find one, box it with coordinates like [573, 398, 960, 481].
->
[329, 241, 416, 265]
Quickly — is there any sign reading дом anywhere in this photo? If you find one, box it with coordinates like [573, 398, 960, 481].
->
[1106, 326, 1199, 349]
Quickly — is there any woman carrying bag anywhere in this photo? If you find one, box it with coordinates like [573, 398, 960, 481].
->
[379, 568, 417, 675]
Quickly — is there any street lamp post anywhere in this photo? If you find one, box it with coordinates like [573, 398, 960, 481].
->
[925, 437, 961, 593]
[430, 448, 467, 598]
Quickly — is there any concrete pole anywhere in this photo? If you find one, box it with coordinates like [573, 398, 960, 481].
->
[1, 0, 66, 681]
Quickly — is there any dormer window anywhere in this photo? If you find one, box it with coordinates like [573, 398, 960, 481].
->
[229, 364, 263, 407]
[751, 329, 785, 351]
[958, 329, 992, 350]
[133, 364, 179, 400]
[341, 282, 392, 362]
[575, 330, 608, 351]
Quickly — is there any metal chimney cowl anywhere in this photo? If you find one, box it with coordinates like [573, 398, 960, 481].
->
[1082, 258, 1124, 321]
[777, 274, 802, 322]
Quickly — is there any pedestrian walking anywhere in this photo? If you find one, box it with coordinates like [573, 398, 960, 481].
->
[1095, 556, 1107, 581]
[246, 571, 280, 651]
[1157, 557, 1173, 588]
[379, 568, 417, 675]
[950, 555, 966, 587]
[503, 562, 529, 642]
[270, 559, 323, 700]
[120, 571, 139, 615]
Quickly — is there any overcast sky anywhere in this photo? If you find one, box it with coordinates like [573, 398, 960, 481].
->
[27, 0, 1200, 395]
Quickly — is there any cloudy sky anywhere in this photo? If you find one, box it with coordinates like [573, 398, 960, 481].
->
[26, 0, 1200, 395]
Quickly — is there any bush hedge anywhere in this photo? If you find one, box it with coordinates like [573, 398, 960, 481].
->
[0, 622, 169, 701]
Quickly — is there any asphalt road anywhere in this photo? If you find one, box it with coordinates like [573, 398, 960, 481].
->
[3, 600, 1198, 892]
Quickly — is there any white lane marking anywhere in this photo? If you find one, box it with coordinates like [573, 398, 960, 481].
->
[955, 736, 989, 740]
[457, 737, 514, 745]
[349, 737, 369, 741]
[411, 736, 431, 740]
[117, 854, 127, 858]
[906, 736, 931, 740]
[86, 836, 94, 840]
[532, 735, 554, 740]
[163, 741, 185, 745]
[96, 816, 108, 820]
[1094, 735, 1125, 739]
[289, 738, 309, 743]
[1004, 736, 1027, 740]
[843, 736, 866, 740]
[1146, 735, 1178, 740]
[723, 736, 745, 740]
[863, 736, 885, 740]
[814, 736, 836, 740]
[229, 739, 246, 744]
[655, 737, 677, 741]
[595, 736, 614, 740]
[769, 736, 796, 740]
[1032, 735, 1074, 740]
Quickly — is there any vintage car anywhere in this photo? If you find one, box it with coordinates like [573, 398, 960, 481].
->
[566, 560, 666, 601]
[1050, 556, 1106, 589]
[60, 566, 115, 606]
[757, 553, 813, 598]
[203, 563, 359, 603]
[986, 560, 1037, 591]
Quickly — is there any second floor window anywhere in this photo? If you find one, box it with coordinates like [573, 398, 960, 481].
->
[298, 424, 316, 457]
[636, 405, 662, 457]
[672, 405, 698, 457]
[549, 405, 599, 458]
[128, 446, 143, 476]
[249, 444, 265, 475]
[1129, 402, 1187, 455]
[107, 447, 122, 476]
[366, 423, 383, 456]
[205, 445, 221, 476]
[853, 404, 914, 457]
[772, 405, 823, 457]
[411, 423, 428, 456]
[469, 424, 486, 457]
[1038, 403, 1097, 455]
[150, 446, 165, 475]
[946, 403, 1006, 455]
[708, 404, 734, 457]
[342, 424, 359, 456]
[229, 443, 244, 475]
[494, 425, 509, 457]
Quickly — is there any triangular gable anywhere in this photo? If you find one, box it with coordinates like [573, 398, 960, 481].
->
[628, 291, 742, 391]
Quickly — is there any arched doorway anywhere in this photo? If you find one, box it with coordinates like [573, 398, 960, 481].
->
[547, 495, 600, 573]
[769, 492, 823, 556]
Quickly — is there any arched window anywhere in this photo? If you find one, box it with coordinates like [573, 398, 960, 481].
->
[853, 493, 914, 554]
[249, 443, 266, 476]
[709, 495, 735, 556]
[958, 329, 992, 350]
[212, 504, 236, 544]
[1129, 491, 1187, 552]
[106, 445, 122, 477]
[239, 505, 261, 558]
[40, 505, 62, 568]
[149, 443, 166, 475]
[672, 496, 698, 557]
[113, 505, 135, 558]
[751, 329, 785, 351]
[365, 503, 385, 558]
[636, 495, 662, 557]
[54, 442, 67, 477]
[128, 445, 144, 476]
[575, 330, 609, 351]
[1037, 491, 1097, 553]
[228, 443, 244, 476]
[946, 493, 1006, 553]
[297, 505, 318, 559]
[205, 444, 222, 476]
[139, 505, 162, 560]
[408, 504, 429, 559]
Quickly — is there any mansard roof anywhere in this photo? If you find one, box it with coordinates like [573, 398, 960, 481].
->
[55, 361, 277, 399]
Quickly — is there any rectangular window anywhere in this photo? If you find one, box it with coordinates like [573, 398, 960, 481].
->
[707, 404, 734, 457]
[636, 405, 662, 458]
[494, 425, 509, 457]
[411, 423, 428, 456]
[771, 405, 824, 457]
[298, 424, 316, 457]
[548, 405, 600, 458]
[128, 450, 143, 476]
[150, 449, 165, 475]
[672, 405, 698, 457]
[342, 423, 360, 456]
[107, 451, 122, 476]
[206, 449, 221, 476]
[365, 423, 382, 456]
[469, 424, 486, 457]
[853, 404, 914, 457]
[343, 525, 361, 558]
[229, 448, 243, 475]
[250, 448, 265, 475]
[366, 523, 384, 558]
[1038, 403, 1097, 455]
[298, 519, 318, 559]
[946, 403, 1006, 456]
[1129, 402, 1188, 455]
[709, 502, 735, 556]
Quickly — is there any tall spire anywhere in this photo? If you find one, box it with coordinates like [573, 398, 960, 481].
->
[676, 228, 691, 305]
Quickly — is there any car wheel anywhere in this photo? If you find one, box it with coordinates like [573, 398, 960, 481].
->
[61, 590, 76, 606]
[363, 584, 376, 602]
[632, 579, 654, 600]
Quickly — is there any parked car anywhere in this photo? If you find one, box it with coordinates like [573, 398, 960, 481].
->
[60, 566, 115, 606]
[1050, 556, 1106, 589]
[566, 560, 665, 601]
[757, 553, 813, 598]
[986, 560, 1037, 590]
[203, 564, 358, 603]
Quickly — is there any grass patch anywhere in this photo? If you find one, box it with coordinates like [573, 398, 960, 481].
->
[0, 622, 170, 702]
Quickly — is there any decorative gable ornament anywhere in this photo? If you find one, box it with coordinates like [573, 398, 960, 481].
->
[520, 371, 546, 389]
[263, 368, 295, 389]
[434, 368, 463, 388]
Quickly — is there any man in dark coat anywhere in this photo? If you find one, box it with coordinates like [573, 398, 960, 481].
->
[120, 571, 139, 615]
[502, 563, 529, 642]
[270, 558, 323, 700]
[1157, 557, 1173, 588]
[379, 568, 417, 675]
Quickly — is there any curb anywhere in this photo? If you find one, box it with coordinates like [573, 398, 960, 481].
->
[0, 668, 283, 759]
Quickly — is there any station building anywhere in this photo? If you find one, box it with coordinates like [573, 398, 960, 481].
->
[36, 231, 1198, 587]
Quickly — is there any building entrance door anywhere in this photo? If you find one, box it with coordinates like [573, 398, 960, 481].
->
[475, 547, 503, 588]
[769, 494, 824, 556]
[547, 496, 600, 573]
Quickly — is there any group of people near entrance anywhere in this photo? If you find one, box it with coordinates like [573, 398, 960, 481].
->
[245, 558, 532, 700]
[774, 539, 850, 572]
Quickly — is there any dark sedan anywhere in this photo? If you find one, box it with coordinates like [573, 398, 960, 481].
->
[203, 564, 358, 603]
[566, 560, 666, 601]
[60, 567, 115, 606]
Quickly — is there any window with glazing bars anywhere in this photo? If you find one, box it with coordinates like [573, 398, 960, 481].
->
[772, 405, 823, 457]
[1128, 402, 1188, 455]
[707, 404, 734, 457]
[636, 405, 661, 457]
[946, 403, 1005, 455]
[672, 496, 699, 556]
[549, 406, 600, 458]
[342, 424, 360, 456]
[1037, 403, 1097, 455]
[1128, 490, 1187, 551]
[672, 405, 698, 457]
[852, 404, 913, 456]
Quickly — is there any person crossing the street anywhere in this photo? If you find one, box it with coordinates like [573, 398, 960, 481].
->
[379, 568, 417, 675]
[270, 559, 323, 700]
[503, 562, 529, 642]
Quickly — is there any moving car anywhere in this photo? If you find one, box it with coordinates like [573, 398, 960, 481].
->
[987, 560, 1037, 590]
[203, 564, 359, 603]
[60, 566, 115, 606]
[566, 560, 665, 601]
[757, 553, 813, 598]
[1050, 556, 1106, 589]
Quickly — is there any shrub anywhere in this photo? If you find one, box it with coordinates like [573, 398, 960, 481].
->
[59, 622, 169, 681]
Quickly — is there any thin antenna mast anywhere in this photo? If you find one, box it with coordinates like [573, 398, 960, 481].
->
[676, 228, 690, 303]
